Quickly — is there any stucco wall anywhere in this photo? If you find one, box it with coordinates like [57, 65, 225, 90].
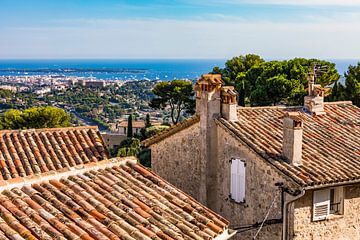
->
[293, 185, 360, 240]
[215, 125, 295, 240]
[151, 122, 204, 202]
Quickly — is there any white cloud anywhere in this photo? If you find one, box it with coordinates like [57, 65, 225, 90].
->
[0, 18, 359, 59]
[210, 0, 360, 6]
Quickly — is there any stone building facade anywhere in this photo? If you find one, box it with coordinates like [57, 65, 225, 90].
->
[143, 74, 360, 240]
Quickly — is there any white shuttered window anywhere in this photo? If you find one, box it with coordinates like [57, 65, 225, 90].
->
[313, 189, 330, 221]
[230, 159, 246, 203]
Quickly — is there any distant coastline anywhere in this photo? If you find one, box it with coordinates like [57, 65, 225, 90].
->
[0, 59, 358, 81]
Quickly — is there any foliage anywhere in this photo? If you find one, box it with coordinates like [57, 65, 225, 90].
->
[212, 55, 340, 106]
[0, 89, 13, 98]
[212, 54, 264, 106]
[144, 125, 170, 139]
[116, 138, 141, 157]
[145, 114, 151, 128]
[138, 148, 151, 167]
[0, 106, 71, 130]
[344, 63, 360, 107]
[150, 80, 195, 124]
[127, 115, 133, 138]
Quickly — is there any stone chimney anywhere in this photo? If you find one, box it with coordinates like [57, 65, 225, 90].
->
[304, 71, 329, 115]
[194, 74, 223, 205]
[283, 112, 303, 166]
[221, 86, 238, 122]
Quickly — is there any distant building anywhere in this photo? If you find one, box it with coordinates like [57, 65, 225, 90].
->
[144, 74, 360, 240]
[0, 85, 17, 92]
[100, 131, 127, 149]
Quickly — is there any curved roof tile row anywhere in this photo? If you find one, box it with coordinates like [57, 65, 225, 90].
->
[0, 127, 108, 180]
[0, 159, 228, 240]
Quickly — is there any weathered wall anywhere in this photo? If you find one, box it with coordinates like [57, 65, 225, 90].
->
[150, 122, 205, 202]
[293, 185, 360, 240]
[215, 125, 295, 240]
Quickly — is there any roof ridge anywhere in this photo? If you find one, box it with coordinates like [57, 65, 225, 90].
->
[323, 101, 353, 105]
[0, 157, 136, 192]
[0, 125, 99, 134]
[237, 101, 354, 110]
[237, 105, 302, 110]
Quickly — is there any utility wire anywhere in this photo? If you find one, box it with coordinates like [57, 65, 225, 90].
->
[253, 190, 279, 239]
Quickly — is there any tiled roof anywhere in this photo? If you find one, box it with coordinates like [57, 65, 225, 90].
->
[217, 101, 360, 187]
[142, 115, 200, 147]
[118, 121, 146, 128]
[0, 157, 230, 240]
[0, 126, 108, 180]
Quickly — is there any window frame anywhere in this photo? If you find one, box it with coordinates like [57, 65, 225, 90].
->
[313, 186, 344, 221]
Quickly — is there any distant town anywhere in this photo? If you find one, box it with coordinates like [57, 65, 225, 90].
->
[0, 75, 168, 131]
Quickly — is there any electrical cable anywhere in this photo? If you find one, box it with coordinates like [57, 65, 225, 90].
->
[253, 190, 280, 239]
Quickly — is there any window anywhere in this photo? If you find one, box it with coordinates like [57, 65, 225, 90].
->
[313, 187, 343, 221]
[230, 158, 246, 203]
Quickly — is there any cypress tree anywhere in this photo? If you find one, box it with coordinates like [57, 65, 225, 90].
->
[127, 115, 133, 138]
[145, 114, 151, 128]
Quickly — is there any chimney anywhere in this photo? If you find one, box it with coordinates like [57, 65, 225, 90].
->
[194, 74, 223, 118]
[282, 112, 303, 166]
[304, 71, 329, 115]
[194, 74, 223, 205]
[221, 86, 238, 122]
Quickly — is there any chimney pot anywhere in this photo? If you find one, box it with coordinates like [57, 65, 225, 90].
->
[220, 86, 238, 122]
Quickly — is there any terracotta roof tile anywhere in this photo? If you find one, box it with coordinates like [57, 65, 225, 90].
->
[217, 101, 360, 187]
[0, 126, 109, 180]
[0, 158, 229, 239]
[142, 115, 200, 147]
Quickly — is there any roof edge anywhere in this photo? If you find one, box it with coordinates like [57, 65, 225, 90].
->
[0, 125, 99, 134]
[0, 157, 137, 192]
[142, 115, 200, 147]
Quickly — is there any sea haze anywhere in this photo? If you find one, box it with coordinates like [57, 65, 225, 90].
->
[0, 59, 358, 81]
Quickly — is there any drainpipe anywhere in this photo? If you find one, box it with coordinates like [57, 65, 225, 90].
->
[282, 188, 305, 240]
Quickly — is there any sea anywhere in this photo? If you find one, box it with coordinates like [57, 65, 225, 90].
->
[0, 59, 358, 81]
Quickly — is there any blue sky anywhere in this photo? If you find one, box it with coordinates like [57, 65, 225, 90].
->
[1, 0, 360, 59]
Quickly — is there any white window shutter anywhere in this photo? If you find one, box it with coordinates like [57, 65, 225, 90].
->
[230, 159, 246, 203]
[230, 159, 239, 202]
[313, 189, 330, 221]
[238, 160, 246, 202]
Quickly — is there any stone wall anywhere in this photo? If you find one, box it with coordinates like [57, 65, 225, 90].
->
[150, 122, 205, 203]
[293, 185, 360, 240]
[215, 125, 295, 240]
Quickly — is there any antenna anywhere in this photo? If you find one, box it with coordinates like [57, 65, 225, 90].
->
[312, 63, 328, 81]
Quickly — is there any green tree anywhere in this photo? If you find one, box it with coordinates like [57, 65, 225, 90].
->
[127, 114, 133, 138]
[344, 63, 360, 107]
[328, 80, 346, 102]
[0, 106, 71, 130]
[213, 55, 340, 106]
[212, 54, 264, 106]
[150, 80, 195, 124]
[117, 138, 141, 157]
[145, 114, 151, 128]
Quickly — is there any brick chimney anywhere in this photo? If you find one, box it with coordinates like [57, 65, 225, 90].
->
[304, 72, 329, 115]
[283, 112, 303, 166]
[221, 86, 238, 122]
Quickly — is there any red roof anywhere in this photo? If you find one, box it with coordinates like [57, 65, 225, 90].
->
[0, 158, 229, 239]
[0, 126, 108, 180]
[217, 101, 360, 187]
